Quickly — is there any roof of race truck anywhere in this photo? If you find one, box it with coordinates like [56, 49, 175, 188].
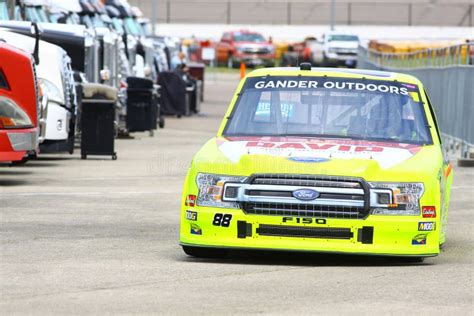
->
[246, 67, 423, 85]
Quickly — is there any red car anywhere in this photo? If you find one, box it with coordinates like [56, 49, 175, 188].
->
[0, 42, 39, 163]
[216, 30, 276, 68]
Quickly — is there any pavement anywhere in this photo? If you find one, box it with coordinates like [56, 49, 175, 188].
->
[1, 72, 473, 315]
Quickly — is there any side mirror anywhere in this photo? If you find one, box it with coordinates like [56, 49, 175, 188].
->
[30, 22, 42, 65]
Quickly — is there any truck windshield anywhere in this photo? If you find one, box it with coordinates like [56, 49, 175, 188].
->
[328, 35, 359, 42]
[223, 76, 432, 145]
[0, 1, 8, 20]
[24, 6, 41, 22]
[234, 33, 265, 43]
[124, 17, 144, 36]
[35, 6, 49, 22]
[111, 18, 125, 34]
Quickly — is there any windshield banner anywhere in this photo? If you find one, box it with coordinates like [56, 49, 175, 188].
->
[247, 76, 418, 96]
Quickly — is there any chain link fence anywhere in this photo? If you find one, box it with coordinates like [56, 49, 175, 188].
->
[358, 44, 474, 159]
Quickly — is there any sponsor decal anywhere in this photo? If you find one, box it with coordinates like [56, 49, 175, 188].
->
[218, 137, 421, 169]
[282, 217, 327, 224]
[253, 80, 410, 95]
[292, 189, 320, 201]
[288, 157, 330, 163]
[412, 234, 427, 245]
[190, 223, 202, 235]
[186, 210, 198, 221]
[422, 206, 436, 218]
[185, 194, 196, 207]
[418, 222, 436, 231]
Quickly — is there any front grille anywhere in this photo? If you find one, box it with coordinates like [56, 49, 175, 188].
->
[256, 224, 353, 239]
[243, 203, 365, 219]
[336, 51, 357, 56]
[224, 174, 370, 219]
[242, 48, 270, 55]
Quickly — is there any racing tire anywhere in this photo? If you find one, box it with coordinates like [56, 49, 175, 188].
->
[404, 256, 425, 263]
[10, 157, 29, 166]
[182, 246, 228, 258]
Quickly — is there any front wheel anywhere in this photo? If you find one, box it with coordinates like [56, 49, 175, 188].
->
[182, 246, 228, 258]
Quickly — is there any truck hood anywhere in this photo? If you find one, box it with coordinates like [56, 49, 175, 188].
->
[191, 136, 441, 182]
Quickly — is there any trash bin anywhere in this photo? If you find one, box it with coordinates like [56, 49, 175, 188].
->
[126, 77, 157, 133]
[188, 62, 205, 102]
[153, 84, 165, 129]
[192, 80, 202, 114]
[80, 83, 118, 160]
[185, 85, 194, 117]
[157, 72, 186, 117]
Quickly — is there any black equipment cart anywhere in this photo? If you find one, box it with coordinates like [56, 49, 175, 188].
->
[80, 84, 118, 160]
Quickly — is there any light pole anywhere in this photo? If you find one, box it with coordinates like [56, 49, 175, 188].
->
[330, 0, 336, 31]
[151, 0, 157, 36]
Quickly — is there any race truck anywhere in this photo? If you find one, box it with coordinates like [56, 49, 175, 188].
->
[180, 64, 453, 260]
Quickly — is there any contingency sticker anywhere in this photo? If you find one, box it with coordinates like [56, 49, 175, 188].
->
[412, 234, 427, 245]
[190, 223, 202, 235]
[418, 222, 436, 231]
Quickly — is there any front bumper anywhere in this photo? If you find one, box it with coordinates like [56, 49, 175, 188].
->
[180, 207, 439, 257]
[43, 102, 71, 141]
[0, 128, 38, 162]
[324, 53, 358, 66]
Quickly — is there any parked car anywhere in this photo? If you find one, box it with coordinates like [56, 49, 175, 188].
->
[216, 30, 276, 68]
[321, 31, 360, 68]
[0, 41, 39, 163]
[180, 65, 453, 260]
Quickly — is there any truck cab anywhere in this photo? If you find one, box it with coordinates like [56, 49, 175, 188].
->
[0, 41, 39, 163]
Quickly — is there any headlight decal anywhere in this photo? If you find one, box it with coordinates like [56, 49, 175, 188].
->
[369, 182, 424, 216]
[196, 173, 246, 209]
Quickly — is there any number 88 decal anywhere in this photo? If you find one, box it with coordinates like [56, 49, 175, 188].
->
[213, 213, 232, 227]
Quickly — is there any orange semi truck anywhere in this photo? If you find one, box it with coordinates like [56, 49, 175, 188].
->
[0, 41, 39, 163]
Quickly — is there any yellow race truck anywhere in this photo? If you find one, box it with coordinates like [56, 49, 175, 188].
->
[180, 64, 453, 259]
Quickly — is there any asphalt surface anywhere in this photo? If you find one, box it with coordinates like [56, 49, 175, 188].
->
[1, 72, 473, 315]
